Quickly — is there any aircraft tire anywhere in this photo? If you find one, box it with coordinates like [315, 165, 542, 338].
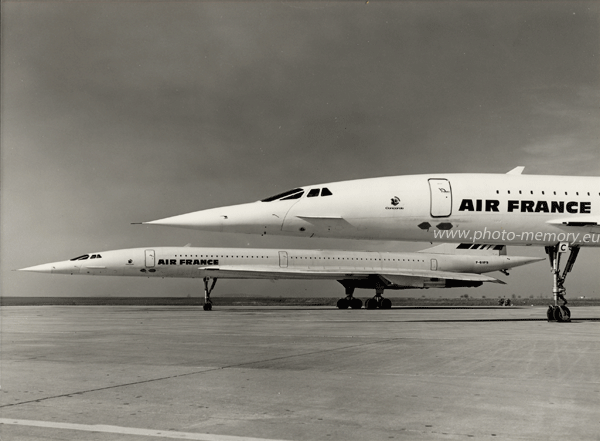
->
[553, 305, 570, 322]
[203, 303, 212, 311]
[380, 298, 392, 309]
[365, 299, 377, 310]
[546, 306, 555, 322]
[337, 298, 349, 309]
[350, 298, 363, 309]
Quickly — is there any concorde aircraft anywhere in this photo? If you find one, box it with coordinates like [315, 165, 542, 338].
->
[142, 168, 599, 320]
[19, 245, 543, 312]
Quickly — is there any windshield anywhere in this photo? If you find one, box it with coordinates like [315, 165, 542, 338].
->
[70, 254, 89, 261]
[69, 254, 102, 261]
[261, 188, 304, 202]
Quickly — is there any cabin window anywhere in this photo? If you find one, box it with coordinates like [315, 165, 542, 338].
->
[307, 189, 320, 198]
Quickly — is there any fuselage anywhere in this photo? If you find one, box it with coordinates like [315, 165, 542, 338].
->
[145, 173, 600, 246]
[20, 246, 538, 279]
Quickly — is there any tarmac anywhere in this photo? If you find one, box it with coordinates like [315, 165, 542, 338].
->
[1, 305, 599, 440]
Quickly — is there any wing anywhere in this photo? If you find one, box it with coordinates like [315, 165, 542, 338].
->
[198, 266, 504, 284]
[546, 217, 600, 234]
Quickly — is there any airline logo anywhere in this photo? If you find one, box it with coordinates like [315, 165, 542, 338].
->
[458, 199, 592, 214]
[157, 259, 219, 266]
[386, 196, 404, 210]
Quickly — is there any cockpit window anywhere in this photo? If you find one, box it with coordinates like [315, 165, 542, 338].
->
[70, 254, 89, 261]
[261, 188, 304, 202]
[280, 191, 304, 200]
[321, 187, 332, 196]
[307, 189, 320, 198]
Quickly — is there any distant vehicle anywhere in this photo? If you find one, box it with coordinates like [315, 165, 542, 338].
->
[143, 167, 597, 321]
[20, 245, 542, 311]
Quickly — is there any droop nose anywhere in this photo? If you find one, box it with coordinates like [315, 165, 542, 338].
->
[142, 201, 287, 235]
[19, 261, 82, 275]
[19, 263, 56, 274]
[143, 209, 225, 232]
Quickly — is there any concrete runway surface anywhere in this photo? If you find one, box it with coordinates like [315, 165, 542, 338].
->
[1, 305, 599, 441]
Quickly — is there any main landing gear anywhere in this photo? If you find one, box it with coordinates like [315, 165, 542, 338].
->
[202, 277, 217, 311]
[364, 283, 392, 310]
[336, 281, 392, 310]
[336, 285, 363, 309]
[545, 243, 579, 322]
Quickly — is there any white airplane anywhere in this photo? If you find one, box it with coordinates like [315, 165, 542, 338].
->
[142, 167, 599, 321]
[19, 245, 542, 311]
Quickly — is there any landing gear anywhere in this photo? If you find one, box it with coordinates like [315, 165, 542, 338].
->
[336, 285, 363, 309]
[336, 280, 393, 310]
[545, 243, 579, 322]
[203, 277, 217, 311]
[365, 283, 392, 310]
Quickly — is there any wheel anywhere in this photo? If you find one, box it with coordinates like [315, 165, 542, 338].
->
[350, 298, 363, 309]
[546, 306, 555, 322]
[337, 298, 349, 309]
[554, 305, 570, 322]
[365, 298, 377, 309]
[380, 298, 392, 309]
[203, 303, 212, 311]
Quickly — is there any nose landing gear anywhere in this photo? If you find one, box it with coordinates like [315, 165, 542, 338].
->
[202, 277, 217, 311]
[545, 244, 578, 322]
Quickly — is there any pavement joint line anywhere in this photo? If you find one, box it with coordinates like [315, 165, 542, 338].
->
[0, 368, 224, 409]
[0, 336, 401, 409]
[0, 418, 291, 441]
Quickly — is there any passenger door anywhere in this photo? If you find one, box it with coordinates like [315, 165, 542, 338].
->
[429, 178, 452, 217]
[279, 251, 288, 268]
[145, 249, 155, 268]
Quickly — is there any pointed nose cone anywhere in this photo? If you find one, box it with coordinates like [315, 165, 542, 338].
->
[142, 202, 287, 235]
[504, 256, 545, 268]
[19, 260, 82, 275]
[19, 263, 56, 274]
[143, 207, 226, 232]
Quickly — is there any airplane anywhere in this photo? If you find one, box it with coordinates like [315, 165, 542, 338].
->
[142, 167, 600, 321]
[19, 245, 543, 312]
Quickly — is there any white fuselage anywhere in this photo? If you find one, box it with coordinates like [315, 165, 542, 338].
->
[146, 173, 600, 246]
[21, 246, 536, 280]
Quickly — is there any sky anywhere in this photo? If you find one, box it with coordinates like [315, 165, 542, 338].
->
[2, 1, 599, 300]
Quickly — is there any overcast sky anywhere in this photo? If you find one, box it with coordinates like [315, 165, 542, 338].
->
[2, 1, 599, 300]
